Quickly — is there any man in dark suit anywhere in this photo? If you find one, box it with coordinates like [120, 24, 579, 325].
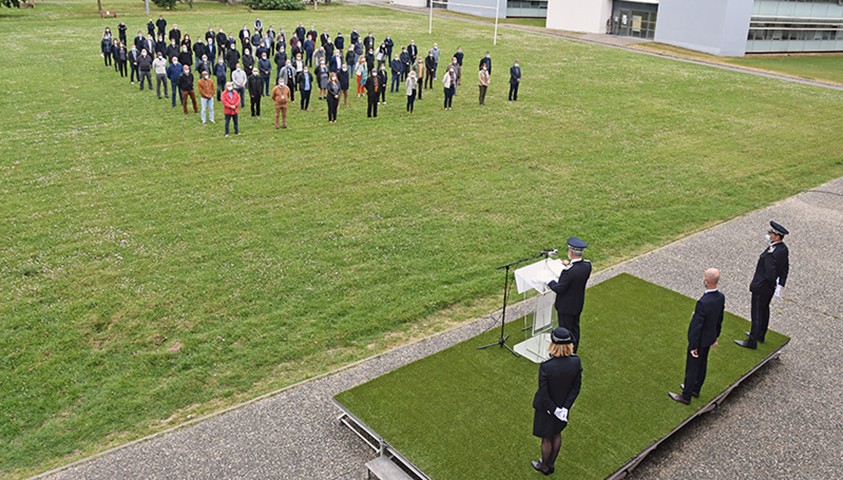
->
[737, 221, 790, 349]
[365, 71, 381, 118]
[531, 327, 582, 476]
[669, 268, 726, 405]
[509, 59, 521, 101]
[547, 237, 592, 353]
[156, 16, 167, 39]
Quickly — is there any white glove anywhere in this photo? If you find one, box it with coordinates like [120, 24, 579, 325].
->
[774, 284, 783, 298]
[553, 407, 568, 422]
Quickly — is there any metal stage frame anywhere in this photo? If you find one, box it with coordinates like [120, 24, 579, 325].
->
[336, 340, 789, 479]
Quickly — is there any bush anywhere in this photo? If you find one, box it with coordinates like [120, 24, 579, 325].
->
[245, 0, 306, 11]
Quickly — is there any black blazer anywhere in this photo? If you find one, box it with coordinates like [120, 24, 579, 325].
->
[750, 242, 789, 294]
[510, 66, 521, 85]
[687, 290, 725, 351]
[548, 260, 592, 316]
[532, 355, 582, 414]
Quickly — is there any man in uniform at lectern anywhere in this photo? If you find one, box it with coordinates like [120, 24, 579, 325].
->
[736, 220, 790, 350]
[547, 237, 591, 353]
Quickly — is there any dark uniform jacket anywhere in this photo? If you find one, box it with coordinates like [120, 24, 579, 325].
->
[688, 290, 725, 351]
[177, 72, 194, 91]
[750, 242, 789, 295]
[532, 355, 582, 414]
[247, 74, 263, 97]
[548, 260, 592, 316]
[365, 74, 381, 98]
[510, 65, 521, 85]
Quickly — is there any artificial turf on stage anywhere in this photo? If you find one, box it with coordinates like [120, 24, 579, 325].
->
[335, 274, 789, 479]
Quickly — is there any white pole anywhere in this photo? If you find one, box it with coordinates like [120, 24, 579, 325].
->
[493, 0, 499, 46]
[429, 0, 433, 35]
[144, 0, 149, 16]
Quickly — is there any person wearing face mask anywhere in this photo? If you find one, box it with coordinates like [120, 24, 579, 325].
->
[231, 63, 247, 108]
[270, 78, 290, 129]
[365, 67, 380, 118]
[168, 24, 181, 44]
[546, 237, 592, 353]
[154, 35, 167, 58]
[326, 72, 341, 123]
[274, 46, 287, 85]
[431, 43, 440, 79]
[226, 44, 240, 75]
[337, 63, 350, 107]
[137, 49, 153, 91]
[668, 268, 725, 405]
[389, 54, 403, 93]
[247, 68, 264, 117]
[241, 48, 255, 74]
[424, 51, 436, 90]
[315, 58, 329, 101]
[736, 221, 790, 350]
[197, 70, 216, 124]
[405, 70, 417, 113]
[178, 65, 199, 114]
[297, 66, 313, 111]
[399, 47, 411, 82]
[479, 51, 492, 75]
[442, 65, 456, 111]
[355, 56, 367, 98]
[214, 58, 228, 101]
[114, 41, 127, 77]
[128, 45, 140, 84]
[196, 55, 210, 76]
[454, 46, 464, 85]
[156, 15, 167, 39]
[152, 52, 168, 99]
[167, 56, 183, 107]
[377, 65, 388, 104]
[509, 59, 521, 101]
[221, 82, 241, 136]
[166, 39, 180, 63]
[258, 53, 272, 96]
[178, 45, 192, 68]
[414, 58, 424, 100]
[280, 60, 296, 103]
[206, 37, 217, 64]
[478, 63, 489, 106]
[101, 29, 113, 67]
[192, 38, 206, 67]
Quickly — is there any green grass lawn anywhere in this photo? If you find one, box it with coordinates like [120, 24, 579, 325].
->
[727, 54, 843, 85]
[335, 274, 790, 479]
[1, 0, 841, 477]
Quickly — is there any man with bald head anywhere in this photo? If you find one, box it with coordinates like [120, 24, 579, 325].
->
[669, 268, 725, 405]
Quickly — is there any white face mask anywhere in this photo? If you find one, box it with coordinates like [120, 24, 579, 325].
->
[227, 86, 233, 91]
[765, 234, 772, 243]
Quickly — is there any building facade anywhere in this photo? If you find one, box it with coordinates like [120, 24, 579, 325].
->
[546, 0, 843, 56]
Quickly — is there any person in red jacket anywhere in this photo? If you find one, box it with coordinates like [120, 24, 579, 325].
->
[221, 81, 241, 136]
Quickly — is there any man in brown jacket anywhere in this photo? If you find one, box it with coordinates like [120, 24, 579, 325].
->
[270, 78, 291, 129]
[197, 70, 216, 124]
[478, 63, 490, 106]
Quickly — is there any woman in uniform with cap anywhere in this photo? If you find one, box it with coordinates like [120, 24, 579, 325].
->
[531, 327, 582, 475]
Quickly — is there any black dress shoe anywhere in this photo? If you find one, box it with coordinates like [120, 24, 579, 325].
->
[531, 460, 552, 476]
[744, 332, 765, 343]
[680, 384, 699, 398]
[735, 339, 757, 349]
[668, 391, 690, 405]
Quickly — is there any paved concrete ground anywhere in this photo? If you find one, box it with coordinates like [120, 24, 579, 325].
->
[40, 175, 842, 479]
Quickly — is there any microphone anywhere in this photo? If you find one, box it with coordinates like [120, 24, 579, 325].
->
[541, 249, 558, 257]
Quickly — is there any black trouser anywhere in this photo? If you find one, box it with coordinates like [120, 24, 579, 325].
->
[250, 95, 261, 116]
[443, 87, 454, 108]
[424, 71, 434, 89]
[509, 82, 519, 101]
[300, 89, 310, 110]
[156, 74, 168, 98]
[380, 83, 387, 103]
[417, 83, 422, 100]
[104, 52, 112, 66]
[117, 60, 127, 77]
[558, 313, 581, 353]
[479, 85, 487, 105]
[682, 346, 710, 400]
[367, 96, 378, 117]
[130, 64, 139, 82]
[749, 291, 774, 346]
[216, 77, 225, 101]
[406, 92, 415, 112]
[139, 71, 152, 90]
[326, 95, 338, 121]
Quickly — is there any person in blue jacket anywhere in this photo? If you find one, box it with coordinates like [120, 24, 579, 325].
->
[166, 56, 183, 107]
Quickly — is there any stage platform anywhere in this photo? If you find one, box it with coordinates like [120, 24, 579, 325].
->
[335, 274, 789, 479]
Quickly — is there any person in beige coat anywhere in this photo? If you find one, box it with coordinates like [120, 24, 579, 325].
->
[405, 70, 418, 113]
[478, 63, 490, 106]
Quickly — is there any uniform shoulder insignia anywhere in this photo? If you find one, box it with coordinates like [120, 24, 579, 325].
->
[768, 245, 776, 253]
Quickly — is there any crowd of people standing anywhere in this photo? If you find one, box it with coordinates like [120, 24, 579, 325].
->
[99, 16, 524, 136]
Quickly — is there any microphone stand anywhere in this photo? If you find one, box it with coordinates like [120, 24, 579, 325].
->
[478, 251, 552, 356]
